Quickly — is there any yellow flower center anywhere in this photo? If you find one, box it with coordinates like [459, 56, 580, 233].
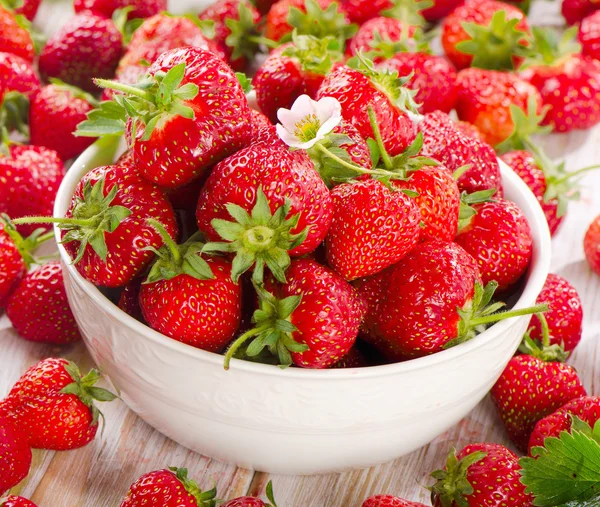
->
[294, 114, 321, 142]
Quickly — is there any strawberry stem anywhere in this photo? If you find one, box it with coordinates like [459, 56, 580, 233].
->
[367, 106, 393, 170]
[12, 216, 95, 227]
[93, 78, 154, 101]
[469, 303, 548, 327]
[536, 311, 550, 348]
[224, 326, 268, 370]
[247, 35, 280, 48]
[551, 164, 600, 186]
[147, 218, 180, 264]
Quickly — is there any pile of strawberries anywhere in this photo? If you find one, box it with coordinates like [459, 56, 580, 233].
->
[2, 0, 600, 504]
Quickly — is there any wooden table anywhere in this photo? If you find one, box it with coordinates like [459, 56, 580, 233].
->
[3, 1, 599, 505]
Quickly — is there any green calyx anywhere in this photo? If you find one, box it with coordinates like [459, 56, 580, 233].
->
[456, 9, 531, 71]
[225, 1, 262, 61]
[235, 72, 253, 94]
[202, 187, 308, 285]
[519, 312, 569, 362]
[523, 25, 581, 68]
[59, 361, 117, 427]
[144, 219, 213, 284]
[430, 448, 488, 507]
[457, 189, 497, 232]
[282, 31, 342, 75]
[169, 467, 217, 507]
[0, 214, 55, 268]
[112, 6, 144, 46]
[0, 91, 30, 137]
[348, 52, 419, 114]
[444, 281, 549, 349]
[285, 0, 358, 47]
[13, 176, 132, 264]
[76, 62, 199, 140]
[223, 283, 308, 369]
[381, 0, 432, 26]
[365, 26, 433, 61]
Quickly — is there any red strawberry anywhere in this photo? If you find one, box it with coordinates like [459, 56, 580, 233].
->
[584, 214, 600, 275]
[454, 198, 532, 292]
[325, 178, 421, 281]
[0, 145, 64, 238]
[89, 47, 252, 189]
[431, 443, 533, 507]
[3, 0, 41, 21]
[0, 51, 39, 105]
[528, 396, 600, 452]
[120, 467, 216, 507]
[418, 111, 502, 195]
[74, 0, 167, 19]
[441, 0, 530, 70]
[3, 358, 116, 450]
[520, 30, 600, 133]
[362, 496, 427, 507]
[220, 482, 277, 507]
[38, 12, 123, 93]
[347, 17, 416, 57]
[379, 52, 458, 115]
[0, 497, 38, 507]
[455, 120, 483, 140]
[330, 344, 370, 368]
[338, 0, 391, 24]
[29, 83, 98, 161]
[579, 10, 600, 59]
[317, 60, 416, 157]
[527, 274, 583, 353]
[265, 0, 341, 43]
[0, 6, 34, 61]
[562, 0, 600, 24]
[199, 0, 261, 70]
[196, 142, 332, 279]
[118, 279, 145, 322]
[6, 261, 81, 344]
[227, 258, 364, 368]
[491, 343, 587, 451]
[139, 230, 242, 352]
[254, 36, 343, 123]
[422, 0, 463, 21]
[455, 68, 542, 147]
[0, 415, 31, 495]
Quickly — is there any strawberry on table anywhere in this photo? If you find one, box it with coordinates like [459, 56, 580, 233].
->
[226, 258, 364, 369]
[0, 415, 31, 495]
[0, 5, 34, 61]
[579, 10, 600, 60]
[362, 496, 427, 507]
[6, 261, 81, 345]
[84, 47, 252, 189]
[431, 443, 533, 506]
[441, 0, 530, 70]
[418, 110, 502, 195]
[29, 82, 98, 161]
[0, 497, 38, 507]
[220, 481, 277, 507]
[2, 358, 116, 450]
[38, 12, 123, 93]
[74, 0, 167, 19]
[139, 225, 242, 352]
[584, 214, 600, 275]
[120, 467, 217, 507]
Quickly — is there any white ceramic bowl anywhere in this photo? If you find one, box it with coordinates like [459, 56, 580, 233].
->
[55, 137, 551, 475]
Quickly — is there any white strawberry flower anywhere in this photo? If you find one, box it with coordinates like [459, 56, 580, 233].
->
[276, 94, 342, 149]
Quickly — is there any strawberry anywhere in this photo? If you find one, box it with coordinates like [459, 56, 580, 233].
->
[455, 68, 542, 147]
[347, 17, 416, 57]
[2, 358, 116, 450]
[0, 145, 64, 238]
[325, 178, 421, 280]
[199, 0, 261, 70]
[226, 258, 364, 368]
[220, 482, 277, 507]
[520, 28, 600, 133]
[74, 0, 167, 19]
[120, 467, 217, 507]
[6, 261, 81, 344]
[362, 496, 427, 507]
[422, 0, 463, 21]
[491, 332, 587, 452]
[338, 0, 391, 24]
[0, 415, 31, 495]
[317, 58, 416, 157]
[118, 279, 145, 322]
[85, 47, 252, 189]
[527, 274, 583, 353]
[14, 164, 178, 288]
[579, 10, 600, 59]
[254, 35, 343, 123]
[330, 343, 370, 368]
[139, 226, 242, 352]
[38, 12, 123, 93]
[379, 52, 458, 115]
[0, 497, 38, 507]
[430, 443, 533, 507]
[562, 0, 600, 25]
[0, 51, 39, 105]
[29, 82, 98, 161]
[454, 198, 532, 292]
[196, 142, 332, 282]
[0, 6, 34, 61]
[528, 396, 600, 452]
[441, 0, 530, 70]
[2, 0, 41, 21]
[454, 120, 482, 140]
[359, 240, 545, 360]
[418, 111, 502, 195]
[584, 214, 600, 275]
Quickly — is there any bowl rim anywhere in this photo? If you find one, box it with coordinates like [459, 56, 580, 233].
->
[54, 136, 552, 380]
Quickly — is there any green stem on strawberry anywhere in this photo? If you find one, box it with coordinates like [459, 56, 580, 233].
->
[469, 303, 548, 327]
[537, 312, 551, 349]
[0, 214, 57, 268]
[12, 216, 97, 227]
[147, 218, 181, 264]
[367, 106, 394, 171]
[93, 78, 154, 102]
[314, 143, 396, 179]
[550, 164, 600, 186]
[518, 312, 569, 362]
[247, 35, 280, 49]
[223, 325, 270, 370]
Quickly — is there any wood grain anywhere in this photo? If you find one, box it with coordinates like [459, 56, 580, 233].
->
[2, 0, 600, 505]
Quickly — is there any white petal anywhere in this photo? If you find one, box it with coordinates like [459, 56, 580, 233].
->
[314, 96, 342, 126]
[277, 94, 314, 133]
[276, 123, 302, 147]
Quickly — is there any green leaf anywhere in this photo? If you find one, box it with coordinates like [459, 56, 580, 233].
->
[182, 254, 214, 280]
[156, 62, 186, 107]
[87, 386, 118, 402]
[235, 72, 253, 94]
